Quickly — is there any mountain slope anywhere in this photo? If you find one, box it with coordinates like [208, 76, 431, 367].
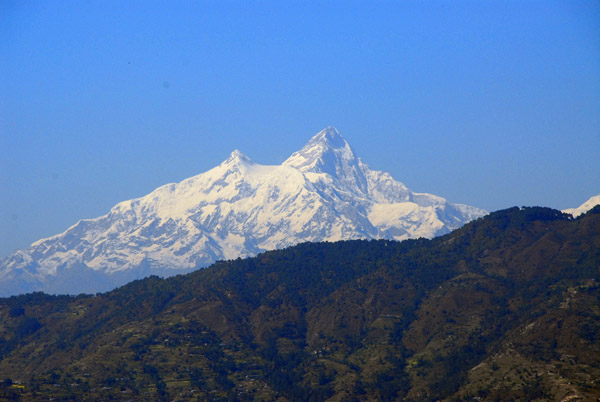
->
[0, 207, 598, 401]
[0, 127, 486, 296]
[563, 193, 600, 217]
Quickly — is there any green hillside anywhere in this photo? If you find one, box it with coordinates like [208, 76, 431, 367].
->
[0, 206, 598, 401]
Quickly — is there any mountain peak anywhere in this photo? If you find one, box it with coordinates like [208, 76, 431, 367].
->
[223, 149, 253, 166]
[310, 126, 346, 148]
[283, 127, 357, 175]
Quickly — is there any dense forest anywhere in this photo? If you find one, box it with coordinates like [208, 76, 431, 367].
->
[0, 206, 598, 401]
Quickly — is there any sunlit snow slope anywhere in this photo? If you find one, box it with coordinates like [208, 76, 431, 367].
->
[562, 194, 600, 217]
[0, 127, 487, 296]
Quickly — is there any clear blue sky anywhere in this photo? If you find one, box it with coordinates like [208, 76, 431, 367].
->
[1, 1, 599, 256]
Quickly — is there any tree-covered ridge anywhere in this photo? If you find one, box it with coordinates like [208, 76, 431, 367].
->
[0, 206, 598, 401]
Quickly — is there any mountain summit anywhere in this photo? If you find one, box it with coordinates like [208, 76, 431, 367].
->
[284, 127, 369, 194]
[284, 127, 356, 173]
[0, 127, 486, 296]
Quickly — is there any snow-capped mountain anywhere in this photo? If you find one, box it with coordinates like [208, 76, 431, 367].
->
[0, 127, 487, 296]
[562, 194, 600, 217]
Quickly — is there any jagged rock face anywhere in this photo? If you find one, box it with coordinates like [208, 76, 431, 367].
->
[0, 127, 487, 296]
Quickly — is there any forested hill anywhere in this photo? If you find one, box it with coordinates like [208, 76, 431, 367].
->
[0, 206, 599, 401]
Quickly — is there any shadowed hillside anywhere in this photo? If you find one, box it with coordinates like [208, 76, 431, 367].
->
[0, 206, 598, 401]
